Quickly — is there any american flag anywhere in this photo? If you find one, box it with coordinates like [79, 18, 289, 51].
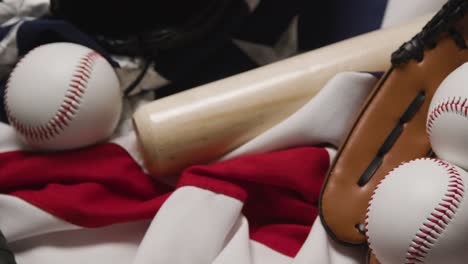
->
[0, 0, 446, 263]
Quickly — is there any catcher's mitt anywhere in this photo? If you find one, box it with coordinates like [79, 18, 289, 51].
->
[319, 0, 468, 253]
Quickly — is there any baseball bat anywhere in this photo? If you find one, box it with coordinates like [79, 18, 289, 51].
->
[133, 14, 431, 177]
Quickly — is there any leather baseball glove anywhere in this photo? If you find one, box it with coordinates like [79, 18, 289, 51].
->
[318, 0, 468, 262]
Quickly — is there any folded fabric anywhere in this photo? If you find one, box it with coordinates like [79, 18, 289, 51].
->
[0, 142, 329, 263]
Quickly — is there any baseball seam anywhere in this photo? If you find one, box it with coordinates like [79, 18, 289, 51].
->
[365, 158, 465, 264]
[427, 96, 468, 139]
[4, 50, 101, 142]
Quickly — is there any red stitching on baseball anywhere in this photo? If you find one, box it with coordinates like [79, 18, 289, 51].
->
[365, 158, 465, 264]
[427, 97, 467, 139]
[4, 51, 101, 142]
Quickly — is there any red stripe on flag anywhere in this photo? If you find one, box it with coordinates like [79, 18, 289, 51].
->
[178, 147, 329, 257]
[0, 143, 173, 227]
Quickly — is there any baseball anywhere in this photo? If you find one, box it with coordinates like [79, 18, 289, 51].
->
[4, 42, 122, 151]
[427, 63, 468, 170]
[365, 158, 468, 264]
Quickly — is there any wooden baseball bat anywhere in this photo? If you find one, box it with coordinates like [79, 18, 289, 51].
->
[133, 14, 431, 177]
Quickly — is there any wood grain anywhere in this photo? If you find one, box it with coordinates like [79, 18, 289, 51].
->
[133, 14, 432, 177]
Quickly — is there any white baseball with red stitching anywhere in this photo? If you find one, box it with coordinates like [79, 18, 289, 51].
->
[427, 63, 468, 170]
[365, 158, 468, 264]
[4, 42, 122, 151]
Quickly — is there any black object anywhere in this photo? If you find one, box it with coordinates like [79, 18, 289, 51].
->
[50, 0, 236, 57]
[0, 231, 16, 264]
[391, 0, 468, 65]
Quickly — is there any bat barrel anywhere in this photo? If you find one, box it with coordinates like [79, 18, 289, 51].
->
[133, 14, 431, 177]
